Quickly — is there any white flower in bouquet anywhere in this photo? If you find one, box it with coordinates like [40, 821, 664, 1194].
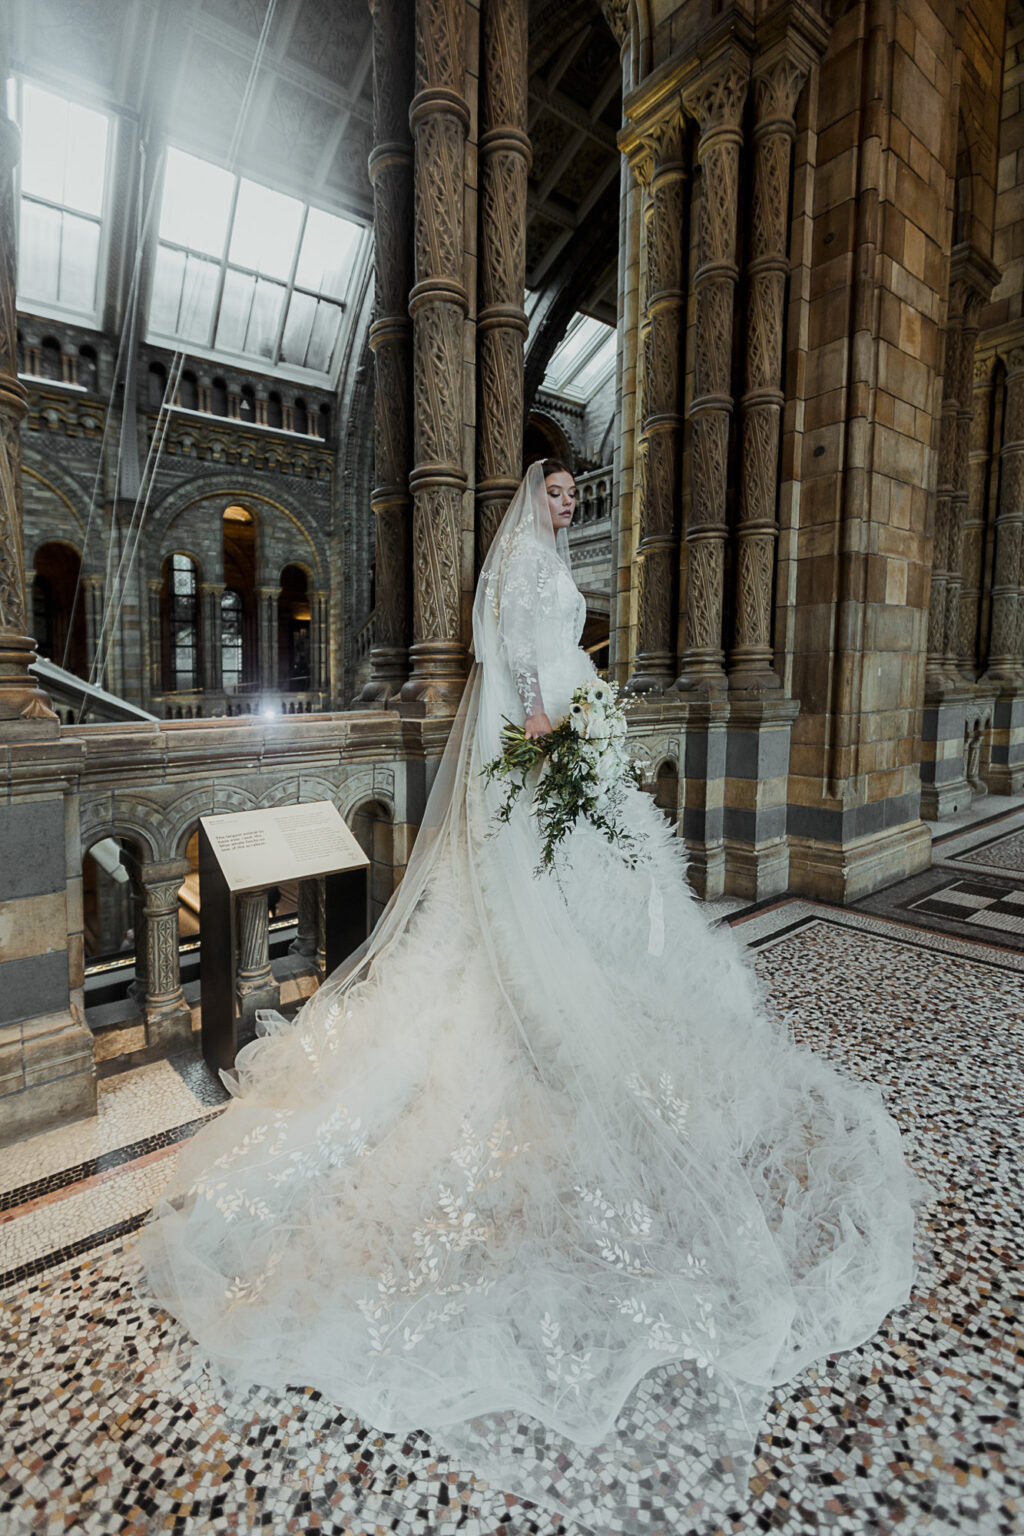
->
[481, 678, 646, 872]
[594, 744, 622, 784]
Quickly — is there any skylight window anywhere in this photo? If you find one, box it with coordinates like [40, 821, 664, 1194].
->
[12, 80, 110, 322]
[149, 147, 365, 381]
[541, 313, 616, 404]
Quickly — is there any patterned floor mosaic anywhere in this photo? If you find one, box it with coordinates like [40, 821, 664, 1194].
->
[1, 900, 1022, 1535]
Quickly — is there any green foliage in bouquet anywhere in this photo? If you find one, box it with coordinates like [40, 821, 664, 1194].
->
[481, 681, 645, 872]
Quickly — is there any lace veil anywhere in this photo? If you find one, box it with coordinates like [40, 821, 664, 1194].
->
[242, 461, 562, 1051]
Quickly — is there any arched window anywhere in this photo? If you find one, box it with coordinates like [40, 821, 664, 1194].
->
[82, 835, 134, 961]
[267, 390, 283, 429]
[654, 760, 679, 826]
[161, 553, 200, 692]
[223, 506, 257, 689]
[317, 402, 331, 439]
[78, 345, 98, 392]
[293, 398, 308, 435]
[40, 337, 63, 381]
[221, 589, 244, 689]
[278, 563, 310, 690]
[239, 383, 255, 420]
[211, 377, 228, 416]
[350, 799, 395, 927]
[178, 370, 199, 410]
[33, 541, 87, 676]
[148, 361, 167, 409]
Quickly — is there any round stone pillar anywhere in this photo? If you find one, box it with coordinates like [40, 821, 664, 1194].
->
[400, 0, 472, 710]
[675, 52, 748, 696]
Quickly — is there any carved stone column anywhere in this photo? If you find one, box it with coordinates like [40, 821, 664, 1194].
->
[475, 0, 529, 561]
[235, 888, 279, 1029]
[146, 576, 162, 696]
[927, 316, 961, 691]
[125, 857, 192, 1051]
[942, 267, 992, 679]
[675, 52, 748, 695]
[625, 114, 687, 693]
[730, 51, 808, 692]
[310, 588, 328, 695]
[316, 876, 327, 977]
[0, 70, 56, 735]
[959, 359, 994, 679]
[401, 0, 472, 709]
[359, 0, 415, 705]
[200, 583, 224, 695]
[82, 574, 105, 678]
[289, 878, 319, 960]
[987, 349, 1024, 685]
[257, 586, 280, 700]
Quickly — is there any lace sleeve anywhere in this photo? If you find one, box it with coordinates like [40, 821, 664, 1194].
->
[497, 546, 549, 719]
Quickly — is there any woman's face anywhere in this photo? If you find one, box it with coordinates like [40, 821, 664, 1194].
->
[545, 471, 577, 531]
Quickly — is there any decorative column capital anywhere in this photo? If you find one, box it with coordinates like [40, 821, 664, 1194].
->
[682, 50, 749, 140]
[751, 50, 809, 130]
[599, 0, 630, 48]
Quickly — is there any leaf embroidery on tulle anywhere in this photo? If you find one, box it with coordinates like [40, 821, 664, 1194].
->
[541, 1311, 594, 1396]
[359, 1116, 527, 1356]
[626, 1071, 690, 1135]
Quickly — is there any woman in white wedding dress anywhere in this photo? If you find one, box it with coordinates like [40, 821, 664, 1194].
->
[137, 461, 918, 1533]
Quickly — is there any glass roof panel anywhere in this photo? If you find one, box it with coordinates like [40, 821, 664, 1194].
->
[20, 82, 108, 217]
[229, 179, 303, 280]
[159, 147, 233, 257]
[295, 207, 360, 299]
[541, 313, 616, 403]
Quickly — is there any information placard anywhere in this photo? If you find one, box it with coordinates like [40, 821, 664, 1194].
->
[200, 801, 368, 891]
[197, 801, 370, 1071]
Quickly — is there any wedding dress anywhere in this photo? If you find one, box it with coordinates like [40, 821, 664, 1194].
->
[137, 463, 918, 1532]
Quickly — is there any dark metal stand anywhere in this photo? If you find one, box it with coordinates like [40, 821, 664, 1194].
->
[198, 823, 368, 1073]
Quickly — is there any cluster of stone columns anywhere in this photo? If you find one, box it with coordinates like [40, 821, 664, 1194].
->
[360, 0, 530, 713]
[621, 29, 819, 704]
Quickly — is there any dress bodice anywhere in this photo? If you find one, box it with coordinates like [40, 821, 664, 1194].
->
[496, 542, 593, 722]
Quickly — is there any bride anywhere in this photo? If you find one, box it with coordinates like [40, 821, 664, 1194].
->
[137, 460, 918, 1532]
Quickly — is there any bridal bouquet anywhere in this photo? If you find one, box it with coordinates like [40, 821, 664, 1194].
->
[482, 679, 644, 870]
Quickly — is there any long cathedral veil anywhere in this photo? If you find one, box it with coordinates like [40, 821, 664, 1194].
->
[231, 461, 561, 1074]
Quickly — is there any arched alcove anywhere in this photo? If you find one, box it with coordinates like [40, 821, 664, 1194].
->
[278, 563, 311, 691]
[33, 541, 88, 677]
[82, 834, 138, 960]
[350, 799, 395, 928]
[653, 759, 679, 826]
[524, 411, 572, 468]
[223, 505, 257, 694]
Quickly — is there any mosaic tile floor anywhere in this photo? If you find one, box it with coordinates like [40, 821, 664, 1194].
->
[2, 898, 1022, 1535]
